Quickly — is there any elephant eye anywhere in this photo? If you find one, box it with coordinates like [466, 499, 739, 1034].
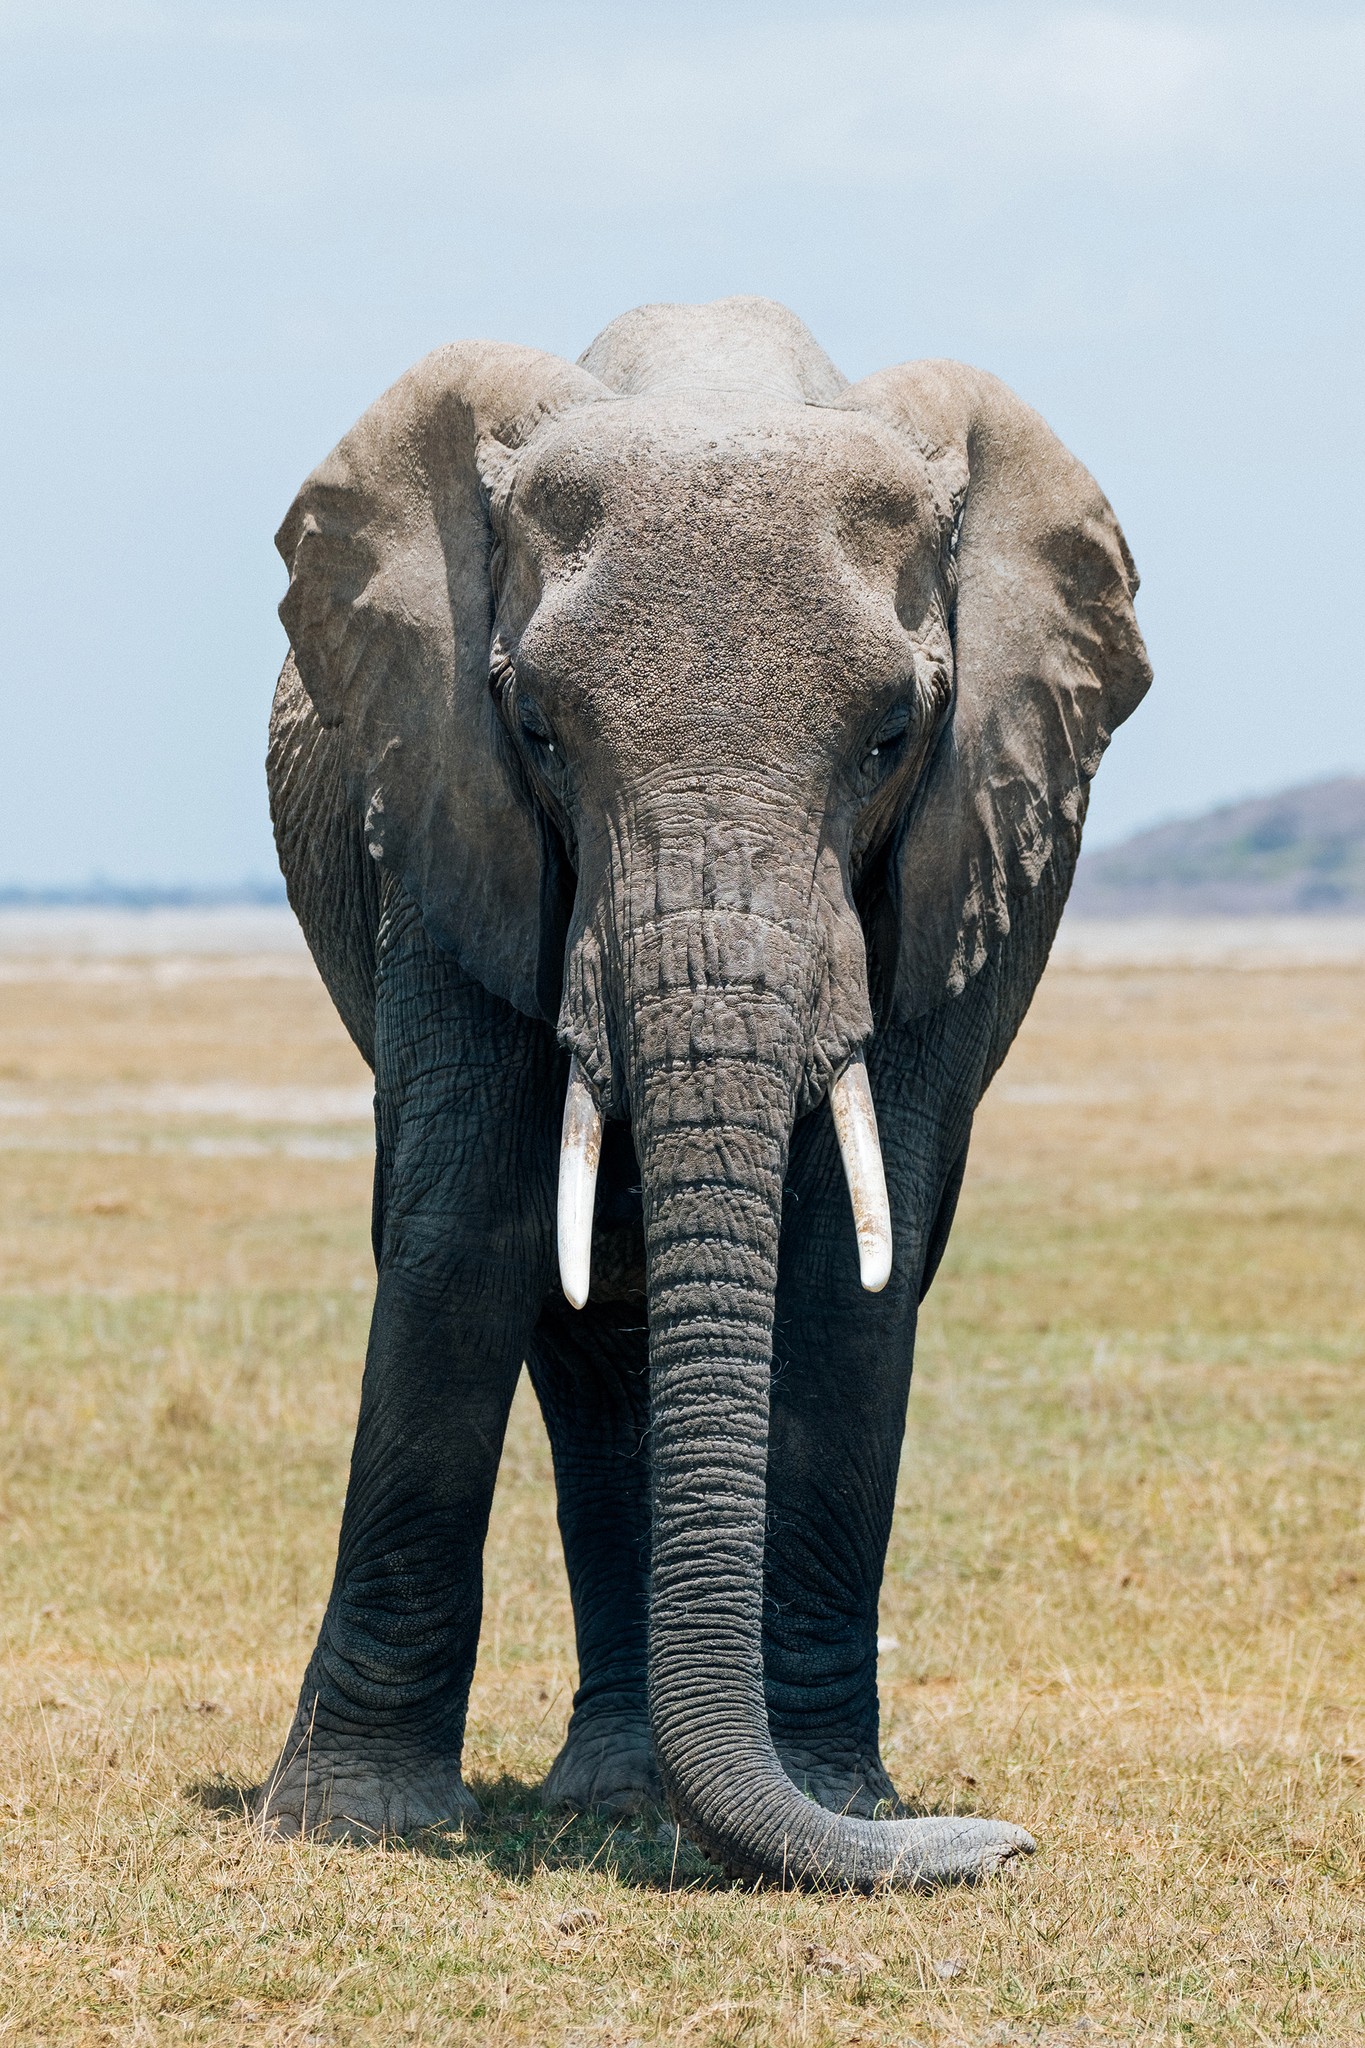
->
[863, 702, 912, 769]
[517, 694, 559, 760]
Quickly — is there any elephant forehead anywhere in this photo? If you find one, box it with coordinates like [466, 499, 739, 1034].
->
[525, 530, 913, 752]
[513, 399, 936, 745]
[521, 393, 934, 543]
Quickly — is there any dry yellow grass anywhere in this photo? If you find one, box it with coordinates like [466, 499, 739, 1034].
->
[0, 948, 1361, 2044]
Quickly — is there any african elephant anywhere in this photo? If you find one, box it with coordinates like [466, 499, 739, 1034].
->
[260, 297, 1149, 1890]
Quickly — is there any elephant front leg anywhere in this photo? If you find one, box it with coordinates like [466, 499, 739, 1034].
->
[529, 1295, 658, 1812]
[259, 1271, 528, 1839]
[765, 1284, 913, 1819]
[258, 902, 559, 1841]
[766, 1020, 979, 1820]
[765, 1104, 929, 1818]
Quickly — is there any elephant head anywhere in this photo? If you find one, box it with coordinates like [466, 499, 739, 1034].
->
[273, 297, 1149, 1888]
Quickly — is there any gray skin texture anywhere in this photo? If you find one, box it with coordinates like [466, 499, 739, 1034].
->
[262, 297, 1150, 1890]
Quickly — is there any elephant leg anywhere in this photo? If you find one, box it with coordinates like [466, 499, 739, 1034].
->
[765, 1246, 914, 1815]
[529, 1294, 658, 1811]
[258, 891, 559, 1841]
[765, 1021, 977, 1820]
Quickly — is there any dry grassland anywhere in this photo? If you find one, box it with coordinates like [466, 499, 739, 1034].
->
[0, 947, 1361, 2045]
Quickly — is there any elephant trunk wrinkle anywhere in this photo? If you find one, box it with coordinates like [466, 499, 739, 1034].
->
[557, 783, 875, 1127]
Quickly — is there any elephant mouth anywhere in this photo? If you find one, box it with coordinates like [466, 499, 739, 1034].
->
[555, 1048, 891, 1311]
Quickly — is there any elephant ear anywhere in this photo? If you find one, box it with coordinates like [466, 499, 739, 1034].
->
[851, 361, 1151, 1025]
[274, 341, 610, 1020]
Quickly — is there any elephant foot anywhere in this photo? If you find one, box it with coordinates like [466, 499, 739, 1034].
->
[775, 1741, 904, 1818]
[541, 1709, 661, 1813]
[255, 1747, 479, 1843]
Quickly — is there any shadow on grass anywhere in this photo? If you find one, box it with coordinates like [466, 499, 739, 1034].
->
[186, 1776, 257, 1819]
[182, 1773, 726, 1890]
[453, 1776, 725, 1889]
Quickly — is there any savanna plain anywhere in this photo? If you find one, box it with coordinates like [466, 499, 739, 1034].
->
[0, 930, 1361, 2046]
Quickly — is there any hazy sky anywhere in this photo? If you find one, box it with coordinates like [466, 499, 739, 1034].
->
[3, 0, 1362, 884]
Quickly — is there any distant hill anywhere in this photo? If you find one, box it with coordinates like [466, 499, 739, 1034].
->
[8, 782, 1365, 920]
[1071, 777, 1365, 916]
[0, 879, 287, 909]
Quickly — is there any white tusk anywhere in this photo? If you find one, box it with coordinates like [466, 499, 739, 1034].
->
[557, 1056, 603, 1310]
[829, 1056, 893, 1293]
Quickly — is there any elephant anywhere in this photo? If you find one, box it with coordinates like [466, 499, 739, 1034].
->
[259, 296, 1149, 1891]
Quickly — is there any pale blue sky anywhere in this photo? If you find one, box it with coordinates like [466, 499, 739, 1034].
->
[2, 0, 1361, 885]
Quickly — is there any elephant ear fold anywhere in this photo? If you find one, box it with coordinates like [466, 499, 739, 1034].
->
[851, 362, 1152, 1024]
[275, 341, 609, 1019]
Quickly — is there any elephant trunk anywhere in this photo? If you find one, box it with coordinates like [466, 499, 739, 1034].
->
[632, 1028, 811, 1879]
[631, 1010, 1027, 1887]
[559, 798, 1033, 1886]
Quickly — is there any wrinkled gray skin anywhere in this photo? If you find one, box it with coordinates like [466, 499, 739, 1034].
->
[261, 298, 1149, 1890]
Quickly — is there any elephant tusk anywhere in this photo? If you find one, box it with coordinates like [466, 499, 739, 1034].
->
[557, 1056, 603, 1310]
[830, 1056, 893, 1293]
